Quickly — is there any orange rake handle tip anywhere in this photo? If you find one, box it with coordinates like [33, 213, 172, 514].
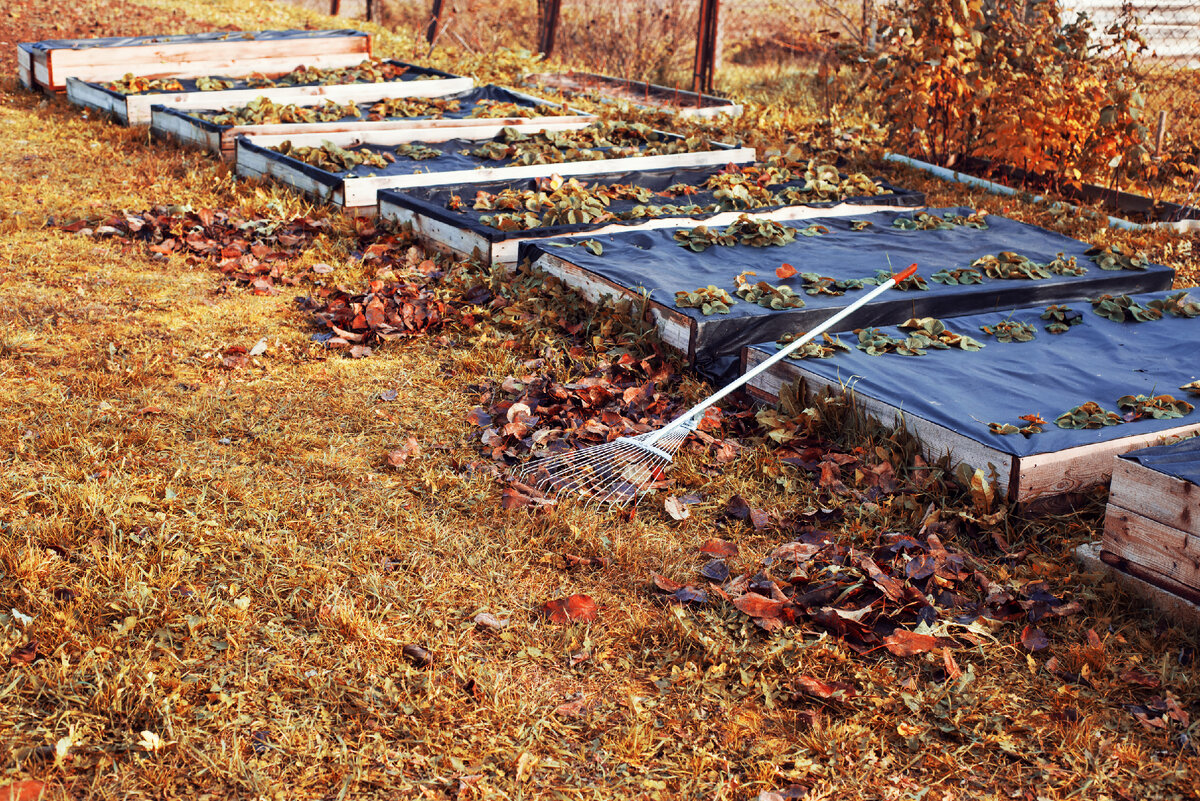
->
[895, 263, 918, 282]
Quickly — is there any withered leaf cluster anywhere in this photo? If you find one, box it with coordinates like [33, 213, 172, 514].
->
[297, 280, 450, 352]
[60, 206, 329, 294]
[467, 350, 684, 464]
[655, 524, 1081, 654]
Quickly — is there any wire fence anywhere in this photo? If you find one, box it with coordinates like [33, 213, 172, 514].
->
[316, 0, 1198, 115]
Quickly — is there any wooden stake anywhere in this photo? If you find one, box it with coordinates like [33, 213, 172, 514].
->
[1155, 110, 1168, 159]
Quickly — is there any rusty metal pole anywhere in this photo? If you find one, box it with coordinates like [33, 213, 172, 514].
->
[426, 0, 446, 45]
[692, 0, 719, 96]
[537, 0, 563, 57]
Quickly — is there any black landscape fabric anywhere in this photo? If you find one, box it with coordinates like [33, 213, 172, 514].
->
[518, 206, 1175, 378]
[746, 290, 1200, 458]
[163, 85, 573, 132]
[377, 167, 923, 242]
[96, 60, 459, 95]
[1122, 436, 1200, 486]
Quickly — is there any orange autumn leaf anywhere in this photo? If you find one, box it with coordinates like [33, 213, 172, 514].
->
[776, 262, 798, 279]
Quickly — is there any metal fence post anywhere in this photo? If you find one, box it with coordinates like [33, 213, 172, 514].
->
[692, 0, 719, 95]
[537, 0, 563, 57]
[426, 0, 446, 45]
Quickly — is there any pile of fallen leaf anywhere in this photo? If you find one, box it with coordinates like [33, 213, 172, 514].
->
[469, 346, 761, 460]
[296, 279, 451, 357]
[654, 504, 1082, 656]
[467, 349, 685, 464]
[60, 206, 330, 293]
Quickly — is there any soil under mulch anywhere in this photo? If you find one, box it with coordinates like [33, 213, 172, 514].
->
[0, 0, 224, 77]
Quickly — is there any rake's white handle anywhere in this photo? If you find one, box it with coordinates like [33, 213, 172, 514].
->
[646, 264, 917, 444]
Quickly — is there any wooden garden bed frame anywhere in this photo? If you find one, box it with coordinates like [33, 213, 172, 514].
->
[737, 349, 1200, 504]
[524, 70, 742, 119]
[150, 87, 596, 161]
[65, 61, 472, 125]
[18, 30, 372, 93]
[235, 125, 755, 215]
[1101, 448, 1200, 605]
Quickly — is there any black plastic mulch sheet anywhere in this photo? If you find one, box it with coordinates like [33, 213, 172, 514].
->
[99, 59, 459, 95]
[1121, 436, 1200, 486]
[517, 206, 1175, 379]
[25, 29, 367, 50]
[745, 290, 1200, 458]
[159, 85, 570, 134]
[376, 167, 923, 242]
[240, 131, 736, 183]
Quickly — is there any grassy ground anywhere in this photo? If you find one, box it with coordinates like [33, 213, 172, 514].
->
[2, 0, 1200, 799]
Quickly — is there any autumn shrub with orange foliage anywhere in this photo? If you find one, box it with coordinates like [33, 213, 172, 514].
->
[872, 0, 1155, 191]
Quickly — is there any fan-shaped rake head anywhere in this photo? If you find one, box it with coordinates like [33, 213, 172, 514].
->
[514, 425, 693, 508]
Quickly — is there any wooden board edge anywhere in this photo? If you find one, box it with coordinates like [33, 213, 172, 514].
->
[1017, 420, 1200, 504]
[1074, 541, 1200, 630]
[1108, 456, 1200, 535]
[1103, 504, 1200, 593]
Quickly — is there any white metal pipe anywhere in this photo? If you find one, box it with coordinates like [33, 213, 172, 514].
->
[883, 152, 1200, 233]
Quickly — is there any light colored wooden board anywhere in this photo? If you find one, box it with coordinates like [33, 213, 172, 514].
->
[379, 197, 918, 267]
[739, 349, 1200, 502]
[1108, 453, 1199, 535]
[151, 106, 596, 160]
[1103, 504, 1200, 594]
[1015, 425, 1200, 501]
[26, 33, 372, 91]
[67, 73, 475, 126]
[240, 119, 593, 149]
[236, 133, 755, 210]
[530, 252, 693, 354]
[64, 78, 125, 119]
[1074, 541, 1200, 629]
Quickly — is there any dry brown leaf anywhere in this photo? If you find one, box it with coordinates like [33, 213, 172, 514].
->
[732, 592, 784, 619]
[943, 647, 961, 679]
[540, 594, 598, 624]
[0, 781, 45, 801]
[883, 629, 941, 656]
[1021, 625, 1049, 652]
[664, 496, 690, 521]
[700, 538, 738, 558]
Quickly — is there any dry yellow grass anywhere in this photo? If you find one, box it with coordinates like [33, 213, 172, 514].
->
[1, 1, 1199, 799]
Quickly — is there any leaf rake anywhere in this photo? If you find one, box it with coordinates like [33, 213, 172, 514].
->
[515, 264, 918, 508]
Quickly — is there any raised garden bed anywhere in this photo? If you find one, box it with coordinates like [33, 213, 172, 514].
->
[66, 59, 472, 125]
[18, 29, 372, 93]
[378, 162, 923, 265]
[151, 84, 595, 161]
[524, 70, 741, 118]
[740, 290, 1200, 503]
[1101, 436, 1200, 605]
[519, 206, 1176, 376]
[235, 122, 755, 214]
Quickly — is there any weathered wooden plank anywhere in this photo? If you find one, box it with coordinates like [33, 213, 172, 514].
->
[1108, 454, 1200, 535]
[240, 119, 593, 149]
[20, 31, 373, 92]
[1015, 424, 1200, 503]
[1074, 542, 1200, 629]
[530, 252, 694, 354]
[1101, 505, 1200, 600]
